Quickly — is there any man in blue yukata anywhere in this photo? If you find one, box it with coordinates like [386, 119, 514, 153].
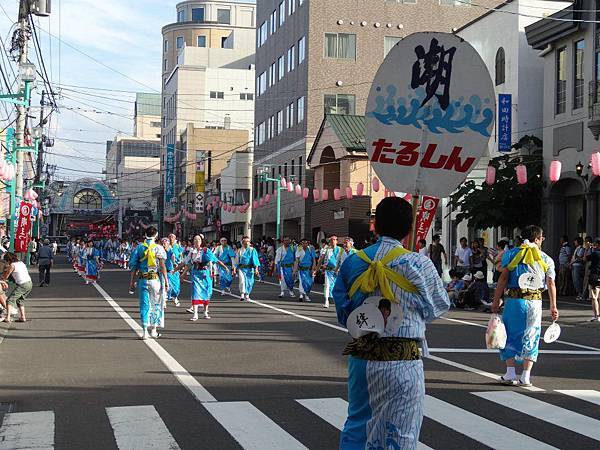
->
[294, 238, 317, 302]
[236, 236, 260, 301]
[317, 235, 342, 308]
[492, 225, 559, 387]
[275, 236, 296, 298]
[333, 197, 450, 450]
[214, 237, 236, 295]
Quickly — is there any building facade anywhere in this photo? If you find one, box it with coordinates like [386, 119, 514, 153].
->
[526, 0, 600, 259]
[251, 0, 503, 238]
[219, 150, 253, 241]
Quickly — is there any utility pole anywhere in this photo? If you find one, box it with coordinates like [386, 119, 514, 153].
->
[15, 0, 30, 201]
[35, 91, 45, 186]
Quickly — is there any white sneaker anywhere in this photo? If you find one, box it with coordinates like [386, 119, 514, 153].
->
[324, 301, 330, 308]
[245, 294, 251, 301]
[186, 307, 194, 314]
[289, 292, 295, 298]
[305, 297, 311, 303]
[190, 316, 198, 321]
[204, 312, 211, 320]
[150, 328, 159, 338]
[174, 298, 180, 307]
[279, 292, 284, 298]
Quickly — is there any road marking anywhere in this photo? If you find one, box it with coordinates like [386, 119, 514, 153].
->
[93, 283, 217, 403]
[428, 348, 600, 355]
[0, 411, 54, 450]
[296, 398, 433, 450]
[555, 390, 600, 406]
[203, 401, 307, 450]
[106, 405, 180, 450]
[474, 391, 600, 441]
[424, 395, 556, 449]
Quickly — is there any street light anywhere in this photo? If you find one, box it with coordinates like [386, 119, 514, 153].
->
[18, 63, 36, 83]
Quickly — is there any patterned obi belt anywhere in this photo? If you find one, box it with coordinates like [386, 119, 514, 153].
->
[298, 265, 312, 271]
[238, 264, 255, 269]
[192, 263, 208, 270]
[139, 272, 159, 280]
[325, 265, 337, 272]
[343, 335, 421, 361]
[280, 263, 294, 268]
[506, 288, 543, 301]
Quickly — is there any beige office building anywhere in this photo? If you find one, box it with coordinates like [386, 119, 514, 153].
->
[251, 0, 501, 239]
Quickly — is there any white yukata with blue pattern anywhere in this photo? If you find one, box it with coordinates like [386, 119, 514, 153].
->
[333, 237, 450, 450]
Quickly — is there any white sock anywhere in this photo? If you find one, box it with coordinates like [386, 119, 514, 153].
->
[504, 367, 516, 379]
[521, 369, 531, 383]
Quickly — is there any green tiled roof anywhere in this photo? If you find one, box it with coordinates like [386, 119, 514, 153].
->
[326, 114, 365, 151]
[135, 93, 162, 117]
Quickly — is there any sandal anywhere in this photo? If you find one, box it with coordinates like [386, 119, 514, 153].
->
[499, 376, 517, 385]
[518, 379, 532, 387]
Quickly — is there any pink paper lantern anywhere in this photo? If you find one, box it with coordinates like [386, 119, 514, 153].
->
[303, 187, 309, 199]
[592, 153, 600, 177]
[334, 188, 342, 201]
[485, 165, 496, 185]
[313, 189, 320, 201]
[346, 186, 353, 199]
[253, 200, 259, 209]
[287, 181, 294, 192]
[265, 194, 271, 203]
[516, 164, 527, 185]
[372, 177, 380, 192]
[259, 198, 265, 207]
[549, 160, 562, 183]
[357, 182, 364, 196]
[295, 184, 302, 195]
[280, 177, 287, 188]
[322, 189, 329, 201]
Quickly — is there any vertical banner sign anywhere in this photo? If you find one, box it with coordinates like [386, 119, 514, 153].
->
[365, 32, 496, 198]
[415, 196, 440, 245]
[15, 201, 32, 253]
[498, 94, 512, 152]
[195, 153, 206, 214]
[165, 144, 175, 209]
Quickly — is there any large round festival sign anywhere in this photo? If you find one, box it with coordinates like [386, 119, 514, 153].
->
[366, 32, 495, 198]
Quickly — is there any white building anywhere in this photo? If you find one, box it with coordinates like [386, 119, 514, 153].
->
[219, 150, 253, 241]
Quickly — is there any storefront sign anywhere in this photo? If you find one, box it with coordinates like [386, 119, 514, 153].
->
[415, 196, 439, 244]
[366, 32, 495, 198]
[498, 93, 512, 152]
[15, 201, 32, 253]
[165, 144, 175, 208]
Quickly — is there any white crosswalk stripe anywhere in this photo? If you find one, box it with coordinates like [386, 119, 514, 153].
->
[0, 411, 54, 450]
[475, 391, 600, 441]
[203, 401, 307, 450]
[555, 389, 600, 406]
[106, 405, 180, 450]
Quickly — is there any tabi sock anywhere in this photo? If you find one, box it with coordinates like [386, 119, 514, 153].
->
[521, 369, 531, 383]
[504, 367, 516, 380]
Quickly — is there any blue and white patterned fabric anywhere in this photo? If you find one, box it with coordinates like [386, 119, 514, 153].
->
[333, 237, 450, 450]
[215, 245, 236, 290]
[275, 245, 296, 292]
[323, 246, 342, 299]
[165, 247, 181, 300]
[236, 246, 260, 295]
[296, 246, 317, 297]
[499, 245, 555, 363]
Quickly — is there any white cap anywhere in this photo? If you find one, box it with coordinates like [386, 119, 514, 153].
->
[462, 274, 472, 282]
[474, 271, 485, 280]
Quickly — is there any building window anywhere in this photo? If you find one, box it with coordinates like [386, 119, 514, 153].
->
[177, 9, 185, 22]
[384, 36, 401, 57]
[574, 40, 585, 109]
[221, 36, 230, 48]
[297, 96, 305, 123]
[279, 2, 285, 26]
[495, 47, 505, 86]
[258, 71, 267, 95]
[192, 7, 204, 22]
[217, 8, 231, 24]
[258, 21, 268, 47]
[298, 36, 306, 64]
[268, 115, 275, 139]
[287, 45, 295, 72]
[258, 122, 266, 145]
[197, 36, 206, 47]
[164, 59, 168, 71]
[269, 62, 276, 87]
[556, 47, 567, 114]
[298, 156, 303, 184]
[286, 102, 295, 128]
[324, 33, 356, 60]
[324, 94, 356, 115]
[270, 10, 277, 34]
[240, 93, 254, 100]
[176, 36, 184, 49]
[277, 109, 284, 134]
[74, 189, 102, 210]
[164, 40, 169, 52]
[284, 162, 288, 177]
[288, 0, 296, 15]
[210, 91, 224, 99]
[278, 56, 285, 80]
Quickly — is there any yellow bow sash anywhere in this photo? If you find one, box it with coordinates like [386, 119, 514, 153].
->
[141, 242, 158, 268]
[349, 246, 418, 302]
[506, 244, 549, 273]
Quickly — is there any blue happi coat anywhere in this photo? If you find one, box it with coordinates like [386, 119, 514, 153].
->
[216, 245, 236, 290]
[237, 246, 260, 295]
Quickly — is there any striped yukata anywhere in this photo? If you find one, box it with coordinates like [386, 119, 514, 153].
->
[333, 237, 450, 450]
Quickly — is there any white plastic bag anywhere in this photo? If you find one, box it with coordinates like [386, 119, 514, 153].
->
[486, 314, 507, 350]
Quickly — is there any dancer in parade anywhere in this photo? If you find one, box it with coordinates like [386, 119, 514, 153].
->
[340, 237, 357, 266]
[84, 240, 101, 285]
[294, 238, 317, 303]
[333, 197, 449, 449]
[77, 240, 86, 277]
[257, 246, 269, 282]
[275, 236, 296, 298]
[317, 235, 342, 308]
[162, 237, 181, 307]
[179, 234, 229, 321]
[214, 237, 236, 295]
[492, 225, 558, 387]
[128, 227, 169, 340]
[236, 236, 260, 301]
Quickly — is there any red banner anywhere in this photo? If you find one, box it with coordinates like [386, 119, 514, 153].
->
[414, 196, 439, 247]
[15, 201, 32, 253]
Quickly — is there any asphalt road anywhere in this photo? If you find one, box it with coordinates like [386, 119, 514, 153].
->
[1, 259, 599, 449]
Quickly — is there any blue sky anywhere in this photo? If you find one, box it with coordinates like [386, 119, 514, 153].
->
[0, 0, 253, 180]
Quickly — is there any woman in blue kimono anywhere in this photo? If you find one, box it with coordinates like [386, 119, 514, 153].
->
[214, 237, 236, 295]
[236, 236, 260, 301]
[317, 235, 342, 308]
[179, 235, 229, 321]
[77, 242, 86, 278]
[84, 240, 100, 285]
[274, 237, 296, 297]
[294, 238, 317, 303]
[161, 238, 181, 307]
[258, 246, 269, 282]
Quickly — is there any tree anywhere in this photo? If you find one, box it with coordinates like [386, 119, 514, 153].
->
[448, 136, 543, 231]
